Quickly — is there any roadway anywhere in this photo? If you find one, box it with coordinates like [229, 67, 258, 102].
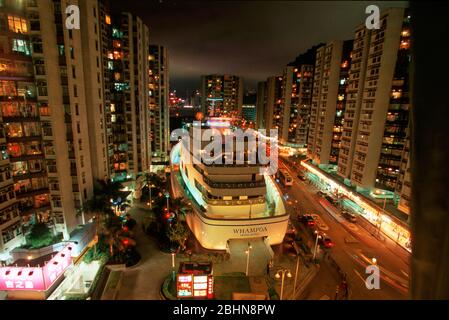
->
[278, 158, 410, 300]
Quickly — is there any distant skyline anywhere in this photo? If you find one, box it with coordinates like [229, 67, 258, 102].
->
[113, 0, 408, 96]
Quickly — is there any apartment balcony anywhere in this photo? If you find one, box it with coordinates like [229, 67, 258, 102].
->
[9, 153, 45, 162]
[12, 170, 47, 182]
[6, 135, 42, 143]
[15, 187, 50, 199]
[18, 203, 51, 217]
[1, 115, 39, 122]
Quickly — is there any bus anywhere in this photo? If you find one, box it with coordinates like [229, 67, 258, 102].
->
[277, 169, 293, 187]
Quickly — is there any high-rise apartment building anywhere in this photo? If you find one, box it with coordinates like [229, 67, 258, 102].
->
[279, 64, 314, 147]
[255, 76, 283, 132]
[338, 8, 410, 190]
[255, 81, 266, 129]
[307, 40, 353, 165]
[0, 0, 157, 258]
[200, 74, 243, 118]
[336, 8, 411, 213]
[241, 91, 256, 123]
[106, 12, 150, 181]
[149, 44, 169, 164]
[0, 0, 37, 256]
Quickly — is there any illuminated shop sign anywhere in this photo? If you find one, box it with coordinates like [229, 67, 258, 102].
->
[0, 245, 73, 291]
[176, 274, 214, 299]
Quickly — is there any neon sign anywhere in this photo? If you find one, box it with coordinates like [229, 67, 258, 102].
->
[0, 245, 73, 291]
[176, 274, 214, 299]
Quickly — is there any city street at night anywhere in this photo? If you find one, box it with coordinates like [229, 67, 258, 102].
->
[0, 1, 448, 315]
[278, 158, 410, 299]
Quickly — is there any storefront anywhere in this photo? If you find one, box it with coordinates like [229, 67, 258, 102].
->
[301, 161, 411, 252]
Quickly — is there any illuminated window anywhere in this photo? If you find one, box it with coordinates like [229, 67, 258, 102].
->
[113, 51, 123, 60]
[12, 39, 31, 55]
[391, 90, 402, 99]
[8, 16, 28, 34]
[105, 15, 111, 25]
[112, 28, 123, 39]
[114, 82, 130, 91]
[399, 41, 409, 50]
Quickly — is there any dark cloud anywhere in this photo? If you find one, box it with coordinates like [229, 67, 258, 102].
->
[112, 0, 408, 96]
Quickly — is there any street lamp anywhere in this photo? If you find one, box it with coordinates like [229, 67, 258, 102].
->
[312, 230, 322, 261]
[148, 183, 155, 209]
[165, 192, 170, 212]
[245, 243, 252, 276]
[275, 268, 292, 300]
[292, 251, 301, 298]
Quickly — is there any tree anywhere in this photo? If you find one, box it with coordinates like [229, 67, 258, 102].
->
[26, 223, 55, 249]
[167, 221, 189, 252]
[83, 179, 127, 257]
[170, 197, 191, 221]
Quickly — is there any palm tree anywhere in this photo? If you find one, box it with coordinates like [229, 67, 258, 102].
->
[84, 179, 127, 257]
[169, 197, 192, 221]
[143, 172, 165, 208]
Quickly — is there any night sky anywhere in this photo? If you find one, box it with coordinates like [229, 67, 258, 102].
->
[112, 0, 408, 96]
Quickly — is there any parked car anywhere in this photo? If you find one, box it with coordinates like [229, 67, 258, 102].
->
[297, 173, 307, 181]
[324, 195, 338, 205]
[286, 221, 297, 235]
[298, 214, 316, 227]
[317, 191, 327, 197]
[342, 210, 357, 223]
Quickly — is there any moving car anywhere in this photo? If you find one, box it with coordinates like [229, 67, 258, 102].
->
[298, 214, 316, 227]
[318, 233, 335, 248]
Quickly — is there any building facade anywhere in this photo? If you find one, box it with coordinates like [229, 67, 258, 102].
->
[148, 44, 169, 165]
[172, 123, 288, 250]
[0, 0, 156, 258]
[200, 74, 243, 118]
[336, 8, 411, 214]
[307, 40, 353, 166]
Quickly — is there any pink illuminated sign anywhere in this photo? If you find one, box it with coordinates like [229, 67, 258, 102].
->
[0, 267, 45, 291]
[0, 245, 73, 291]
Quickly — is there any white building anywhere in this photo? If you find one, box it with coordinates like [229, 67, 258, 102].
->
[171, 121, 289, 250]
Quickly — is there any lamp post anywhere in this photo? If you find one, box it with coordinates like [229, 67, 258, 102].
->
[275, 268, 292, 300]
[171, 252, 176, 281]
[245, 242, 252, 276]
[292, 253, 300, 298]
[148, 183, 155, 209]
[312, 231, 322, 261]
[165, 192, 170, 212]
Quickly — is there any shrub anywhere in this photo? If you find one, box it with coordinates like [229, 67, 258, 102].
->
[25, 223, 59, 249]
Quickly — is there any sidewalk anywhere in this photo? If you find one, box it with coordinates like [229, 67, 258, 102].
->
[115, 203, 172, 300]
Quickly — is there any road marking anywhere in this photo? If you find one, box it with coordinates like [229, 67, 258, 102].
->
[353, 269, 366, 283]
[400, 269, 409, 278]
